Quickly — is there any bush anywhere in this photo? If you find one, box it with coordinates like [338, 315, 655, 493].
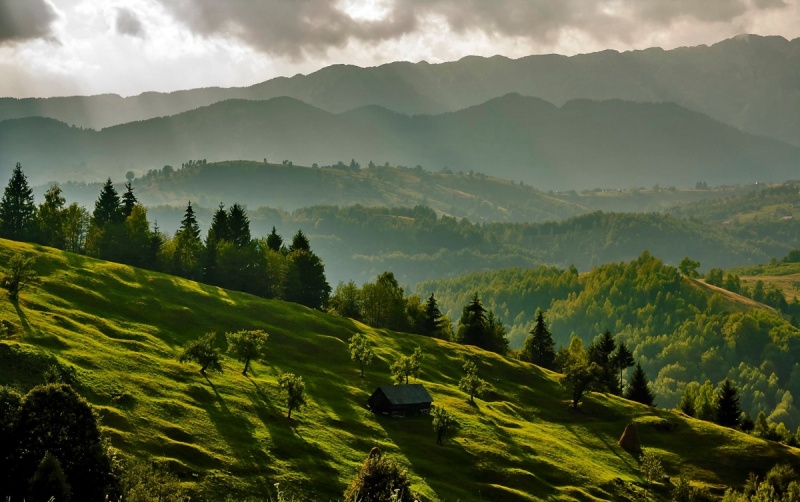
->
[343, 447, 415, 502]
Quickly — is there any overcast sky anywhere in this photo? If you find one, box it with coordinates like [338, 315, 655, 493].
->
[2, 0, 799, 98]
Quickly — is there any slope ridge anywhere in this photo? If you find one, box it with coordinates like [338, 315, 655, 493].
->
[1, 239, 800, 499]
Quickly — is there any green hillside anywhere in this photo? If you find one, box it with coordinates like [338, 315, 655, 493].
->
[3, 240, 800, 500]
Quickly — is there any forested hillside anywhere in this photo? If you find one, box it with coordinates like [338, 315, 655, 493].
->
[418, 253, 800, 431]
[3, 239, 800, 500]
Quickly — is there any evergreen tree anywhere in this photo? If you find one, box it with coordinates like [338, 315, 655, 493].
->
[455, 294, 489, 348]
[227, 203, 251, 248]
[588, 331, 618, 393]
[716, 379, 743, 428]
[37, 185, 67, 249]
[420, 293, 444, 337]
[172, 202, 204, 280]
[289, 229, 310, 252]
[0, 163, 37, 241]
[610, 342, 635, 395]
[521, 308, 556, 369]
[266, 226, 283, 252]
[486, 310, 509, 355]
[284, 246, 331, 309]
[92, 179, 123, 227]
[207, 203, 231, 244]
[121, 182, 137, 218]
[624, 362, 655, 406]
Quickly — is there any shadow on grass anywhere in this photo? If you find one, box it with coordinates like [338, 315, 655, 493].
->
[246, 377, 344, 500]
[13, 300, 31, 334]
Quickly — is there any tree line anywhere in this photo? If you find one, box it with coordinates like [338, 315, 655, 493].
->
[0, 163, 330, 309]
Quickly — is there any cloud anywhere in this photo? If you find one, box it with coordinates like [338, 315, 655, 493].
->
[116, 7, 145, 38]
[157, 0, 792, 59]
[0, 0, 58, 45]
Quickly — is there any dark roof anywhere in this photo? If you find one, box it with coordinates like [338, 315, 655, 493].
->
[376, 384, 432, 405]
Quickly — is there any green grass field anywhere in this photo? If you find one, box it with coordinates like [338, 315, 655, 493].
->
[2, 238, 800, 501]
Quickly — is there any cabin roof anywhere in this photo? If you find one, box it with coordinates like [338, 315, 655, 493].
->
[375, 384, 432, 405]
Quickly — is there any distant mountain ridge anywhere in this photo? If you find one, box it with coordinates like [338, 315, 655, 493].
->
[1, 34, 798, 146]
[2, 94, 797, 190]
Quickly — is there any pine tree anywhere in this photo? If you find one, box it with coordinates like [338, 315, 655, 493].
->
[455, 294, 489, 348]
[610, 342, 635, 395]
[207, 203, 230, 244]
[172, 202, 203, 280]
[92, 178, 123, 227]
[121, 182, 137, 218]
[421, 293, 444, 337]
[0, 163, 37, 241]
[589, 331, 618, 393]
[521, 308, 556, 369]
[624, 362, 655, 406]
[227, 203, 251, 247]
[266, 226, 283, 252]
[290, 229, 310, 252]
[715, 379, 743, 428]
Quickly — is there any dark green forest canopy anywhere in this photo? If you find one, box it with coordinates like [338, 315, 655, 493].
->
[418, 252, 800, 431]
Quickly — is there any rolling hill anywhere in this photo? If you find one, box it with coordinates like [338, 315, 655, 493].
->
[2, 239, 800, 500]
[3, 94, 798, 190]
[1, 34, 798, 147]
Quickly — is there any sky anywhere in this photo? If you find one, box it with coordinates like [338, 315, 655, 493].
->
[1, 0, 799, 98]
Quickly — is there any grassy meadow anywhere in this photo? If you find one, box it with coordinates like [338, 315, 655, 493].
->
[2, 238, 800, 500]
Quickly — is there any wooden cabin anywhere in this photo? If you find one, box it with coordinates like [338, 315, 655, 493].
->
[368, 384, 432, 417]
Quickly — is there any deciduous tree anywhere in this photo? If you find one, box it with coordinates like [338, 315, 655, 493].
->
[278, 372, 306, 419]
[431, 406, 457, 445]
[1, 253, 38, 301]
[178, 333, 223, 374]
[391, 346, 422, 385]
[348, 333, 373, 377]
[226, 329, 269, 376]
[458, 360, 486, 405]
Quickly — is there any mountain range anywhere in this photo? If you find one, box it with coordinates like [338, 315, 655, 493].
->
[2, 93, 797, 190]
[1, 34, 798, 147]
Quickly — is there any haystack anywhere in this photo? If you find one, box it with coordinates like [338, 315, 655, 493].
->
[618, 423, 641, 453]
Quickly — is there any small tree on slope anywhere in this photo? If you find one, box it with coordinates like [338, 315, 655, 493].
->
[179, 333, 223, 374]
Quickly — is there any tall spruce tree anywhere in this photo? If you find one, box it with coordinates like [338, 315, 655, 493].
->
[92, 179, 123, 227]
[456, 294, 488, 348]
[266, 226, 283, 252]
[37, 185, 67, 249]
[172, 202, 203, 280]
[715, 379, 743, 428]
[121, 182, 137, 218]
[0, 163, 37, 241]
[624, 362, 655, 406]
[227, 203, 251, 248]
[588, 331, 619, 393]
[521, 308, 556, 369]
[610, 342, 635, 395]
[421, 293, 444, 337]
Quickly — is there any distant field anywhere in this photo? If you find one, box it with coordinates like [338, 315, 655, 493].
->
[2, 239, 800, 500]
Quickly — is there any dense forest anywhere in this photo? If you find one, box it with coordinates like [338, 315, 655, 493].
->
[418, 252, 800, 432]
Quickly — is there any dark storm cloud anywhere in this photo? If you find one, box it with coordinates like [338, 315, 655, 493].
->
[0, 0, 57, 45]
[159, 0, 790, 58]
[116, 8, 145, 38]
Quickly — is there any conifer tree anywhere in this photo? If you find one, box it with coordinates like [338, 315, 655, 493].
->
[421, 293, 444, 337]
[227, 203, 251, 247]
[0, 163, 37, 241]
[289, 229, 310, 252]
[172, 202, 203, 280]
[715, 379, 743, 428]
[456, 294, 489, 348]
[521, 308, 556, 369]
[624, 362, 656, 406]
[207, 203, 230, 244]
[121, 182, 137, 218]
[610, 342, 635, 395]
[589, 331, 618, 393]
[92, 179, 122, 227]
[266, 226, 283, 252]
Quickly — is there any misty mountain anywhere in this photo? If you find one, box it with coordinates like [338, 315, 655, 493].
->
[1, 34, 798, 146]
[2, 94, 797, 190]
